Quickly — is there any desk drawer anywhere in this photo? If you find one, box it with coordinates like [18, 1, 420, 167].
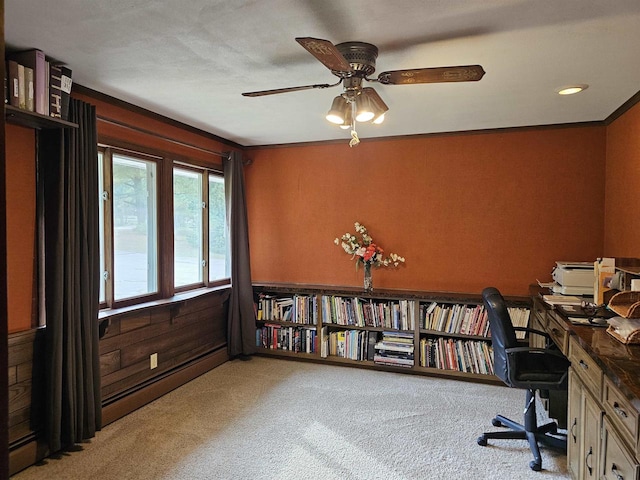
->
[532, 297, 548, 327]
[600, 416, 640, 480]
[604, 376, 640, 451]
[547, 310, 569, 355]
[569, 336, 602, 399]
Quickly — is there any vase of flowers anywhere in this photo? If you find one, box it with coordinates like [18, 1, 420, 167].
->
[334, 222, 405, 292]
[363, 262, 373, 292]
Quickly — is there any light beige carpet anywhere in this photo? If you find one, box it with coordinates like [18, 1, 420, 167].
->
[12, 356, 569, 479]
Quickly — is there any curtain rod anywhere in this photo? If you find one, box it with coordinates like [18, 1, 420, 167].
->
[97, 115, 231, 159]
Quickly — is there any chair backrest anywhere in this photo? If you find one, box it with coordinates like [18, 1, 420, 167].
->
[482, 287, 519, 385]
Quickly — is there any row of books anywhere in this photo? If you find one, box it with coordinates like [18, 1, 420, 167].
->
[256, 294, 317, 324]
[5, 48, 72, 120]
[321, 295, 414, 330]
[256, 324, 318, 353]
[320, 326, 377, 361]
[256, 322, 492, 375]
[373, 331, 414, 368]
[420, 337, 494, 375]
[421, 302, 530, 339]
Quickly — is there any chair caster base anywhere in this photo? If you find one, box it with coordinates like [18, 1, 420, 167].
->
[529, 460, 541, 471]
[492, 418, 502, 427]
[477, 435, 487, 446]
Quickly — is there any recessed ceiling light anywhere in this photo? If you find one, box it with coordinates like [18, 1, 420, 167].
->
[557, 84, 589, 95]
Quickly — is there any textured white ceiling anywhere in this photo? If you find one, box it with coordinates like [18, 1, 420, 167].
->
[6, 0, 640, 146]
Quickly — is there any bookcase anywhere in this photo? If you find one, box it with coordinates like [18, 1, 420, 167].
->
[253, 283, 531, 384]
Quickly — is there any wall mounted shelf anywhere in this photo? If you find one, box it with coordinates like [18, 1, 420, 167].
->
[5, 105, 78, 130]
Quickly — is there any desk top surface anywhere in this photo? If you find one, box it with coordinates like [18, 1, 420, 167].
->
[570, 323, 640, 407]
[532, 288, 640, 411]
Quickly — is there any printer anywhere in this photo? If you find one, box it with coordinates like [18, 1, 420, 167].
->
[552, 261, 594, 296]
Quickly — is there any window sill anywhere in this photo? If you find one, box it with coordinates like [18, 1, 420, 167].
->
[98, 285, 231, 321]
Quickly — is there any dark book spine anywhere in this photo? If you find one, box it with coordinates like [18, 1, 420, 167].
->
[49, 64, 62, 118]
[59, 66, 73, 120]
[7, 60, 19, 107]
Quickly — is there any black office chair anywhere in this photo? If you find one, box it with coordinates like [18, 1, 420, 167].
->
[477, 287, 570, 471]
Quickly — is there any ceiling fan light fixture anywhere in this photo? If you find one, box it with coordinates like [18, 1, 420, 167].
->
[355, 95, 375, 122]
[326, 95, 348, 124]
[362, 89, 388, 125]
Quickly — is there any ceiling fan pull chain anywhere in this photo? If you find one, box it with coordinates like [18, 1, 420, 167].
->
[349, 100, 360, 147]
[349, 129, 360, 147]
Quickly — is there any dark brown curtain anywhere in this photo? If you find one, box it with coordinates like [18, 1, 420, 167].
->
[38, 99, 101, 453]
[224, 151, 256, 357]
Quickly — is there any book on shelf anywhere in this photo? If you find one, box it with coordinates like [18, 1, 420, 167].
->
[507, 307, 530, 339]
[420, 337, 494, 375]
[256, 324, 317, 353]
[257, 293, 317, 325]
[422, 301, 529, 340]
[49, 64, 62, 118]
[24, 67, 34, 112]
[321, 326, 328, 358]
[322, 295, 413, 330]
[7, 60, 20, 107]
[58, 65, 73, 120]
[324, 328, 375, 361]
[373, 354, 414, 368]
[374, 341, 414, 353]
[374, 331, 414, 367]
[17, 64, 26, 109]
[367, 332, 377, 361]
[9, 49, 47, 115]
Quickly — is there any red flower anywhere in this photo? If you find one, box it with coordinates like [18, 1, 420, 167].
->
[363, 244, 377, 261]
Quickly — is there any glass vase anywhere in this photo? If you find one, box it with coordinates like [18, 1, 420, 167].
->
[363, 262, 373, 292]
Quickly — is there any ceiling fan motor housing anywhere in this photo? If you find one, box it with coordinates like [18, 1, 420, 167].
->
[334, 42, 378, 77]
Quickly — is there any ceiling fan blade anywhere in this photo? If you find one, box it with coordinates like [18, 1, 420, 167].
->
[242, 83, 335, 97]
[377, 65, 485, 85]
[295, 37, 352, 73]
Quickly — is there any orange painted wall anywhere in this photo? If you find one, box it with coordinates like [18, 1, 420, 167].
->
[5, 124, 36, 333]
[245, 126, 606, 296]
[604, 102, 640, 257]
[8, 90, 637, 331]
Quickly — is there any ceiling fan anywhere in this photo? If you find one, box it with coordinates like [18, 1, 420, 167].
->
[242, 37, 485, 145]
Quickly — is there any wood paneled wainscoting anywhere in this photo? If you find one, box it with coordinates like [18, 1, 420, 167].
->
[8, 287, 230, 476]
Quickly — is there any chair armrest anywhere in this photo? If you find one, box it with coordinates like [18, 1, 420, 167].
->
[513, 326, 551, 340]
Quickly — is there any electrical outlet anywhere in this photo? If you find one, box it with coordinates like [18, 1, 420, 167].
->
[150, 353, 158, 369]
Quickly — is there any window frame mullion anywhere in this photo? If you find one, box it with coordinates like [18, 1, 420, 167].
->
[202, 172, 210, 286]
[102, 147, 115, 309]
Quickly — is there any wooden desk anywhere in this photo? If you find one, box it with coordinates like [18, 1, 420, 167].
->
[531, 291, 640, 480]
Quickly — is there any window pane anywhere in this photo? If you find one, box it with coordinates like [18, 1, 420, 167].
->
[174, 168, 203, 287]
[113, 154, 158, 300]
[98, 151, 105, 303]
[209, 174, 228, 281]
